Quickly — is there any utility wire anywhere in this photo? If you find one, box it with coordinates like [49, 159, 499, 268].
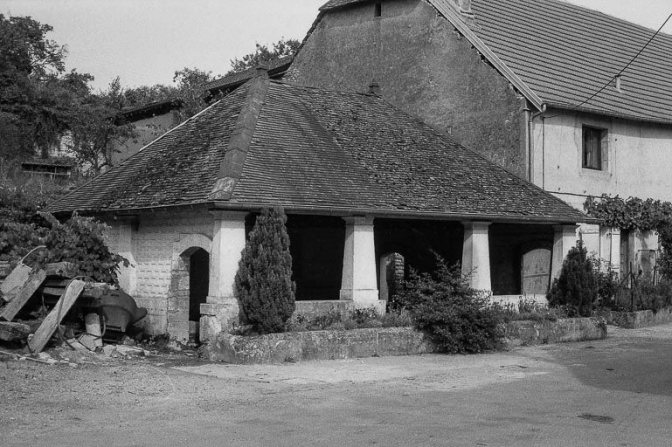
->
[567, 11, 672, 113]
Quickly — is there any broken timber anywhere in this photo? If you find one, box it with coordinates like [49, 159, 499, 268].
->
[28, 279, 86, 354]
[0, 269, 47, 322]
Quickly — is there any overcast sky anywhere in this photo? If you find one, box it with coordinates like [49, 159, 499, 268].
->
[1, 0, 671, 91]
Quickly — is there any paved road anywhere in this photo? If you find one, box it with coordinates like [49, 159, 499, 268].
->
[2, 324, 672, 446]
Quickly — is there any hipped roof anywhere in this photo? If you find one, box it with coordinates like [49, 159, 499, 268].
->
[49, 76, 587, 224]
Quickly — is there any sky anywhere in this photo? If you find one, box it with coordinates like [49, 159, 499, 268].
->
[1, 0, 671, 92]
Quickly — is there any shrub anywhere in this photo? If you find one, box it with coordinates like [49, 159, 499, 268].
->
[396, 257, 503, 354]
[234, 207, 296, 334]
[547, 241, 597, 317]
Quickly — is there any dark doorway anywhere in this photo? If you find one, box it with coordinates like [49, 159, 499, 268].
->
[189, 248, 209, 322]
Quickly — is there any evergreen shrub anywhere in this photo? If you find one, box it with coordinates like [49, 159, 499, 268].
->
[397, 257, 503, 354]
[547, 241, 598, 317]
[234, 207, 296, 334]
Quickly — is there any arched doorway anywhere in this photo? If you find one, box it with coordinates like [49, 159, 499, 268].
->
[379, 252, 405, 308]
[189, 248, 209, 342]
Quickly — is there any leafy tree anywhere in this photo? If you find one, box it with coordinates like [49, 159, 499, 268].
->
[68, 77, 136, 174]
[547, 241, 597, 317]
[234, 208, 296, 334]
[397, 257, 504, 354]
[228, 38, 300, 75]
[0, 14, 71, 161]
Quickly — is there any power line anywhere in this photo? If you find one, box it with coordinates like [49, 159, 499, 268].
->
[569, 11, 672, 113]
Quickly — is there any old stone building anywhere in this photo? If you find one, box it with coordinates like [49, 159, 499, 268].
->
[286, 0, 672, 277]
[49, 72, 587, 342]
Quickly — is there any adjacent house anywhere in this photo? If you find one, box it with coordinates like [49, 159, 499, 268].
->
[286, 0, 672, 277]
[49, 72, 588, 342]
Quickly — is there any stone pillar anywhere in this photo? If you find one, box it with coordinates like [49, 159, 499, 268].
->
[340, 216, 379, 309]
[461, 222, 492, 291]
[551, 225, 579, 280]
[200, 211, 247, 341]
[117, 219, 137, 296]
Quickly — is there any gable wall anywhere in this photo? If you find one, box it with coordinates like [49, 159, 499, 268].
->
[287, 0, 526, 177]
[112, 112, 179, 166]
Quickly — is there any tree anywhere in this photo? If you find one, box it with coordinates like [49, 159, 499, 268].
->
[68, 77, 136, 174]
[0, 14, 70, 161]
[234, 208, 296, 334]
[228, 38, 300, 75]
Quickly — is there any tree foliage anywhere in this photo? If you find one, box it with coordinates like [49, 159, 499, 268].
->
[228, 38, 300, 75]
[397, 257, 503, 354]
[234, 208, 296, 334]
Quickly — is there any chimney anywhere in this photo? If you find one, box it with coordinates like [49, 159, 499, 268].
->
[368, 79, 381, 96]
[255, 63, 269, 78]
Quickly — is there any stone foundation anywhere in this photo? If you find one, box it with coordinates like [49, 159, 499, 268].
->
[595, 308, 672, 329]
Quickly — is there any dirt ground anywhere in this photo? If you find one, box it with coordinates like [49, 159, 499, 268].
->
[1, 325, 672, 446]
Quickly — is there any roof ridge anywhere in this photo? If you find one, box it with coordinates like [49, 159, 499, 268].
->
[208, 74, 270, 201]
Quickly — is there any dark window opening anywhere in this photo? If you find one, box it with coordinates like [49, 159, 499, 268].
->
[583, 126, 606, 170]
[189, 248, 209, 321]
[374, 2, 382, 17]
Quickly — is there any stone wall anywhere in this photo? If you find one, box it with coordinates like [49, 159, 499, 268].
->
[106, 211, 213, 338]
[202, 318, 608, 363]
[595, 308, 672, 329]
[288, 0, 526, 177]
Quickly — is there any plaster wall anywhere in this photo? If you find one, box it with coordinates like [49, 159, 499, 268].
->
[532, 111, 672, 206]
[113, 112, 178, 165]
[288, 0, 526, 177]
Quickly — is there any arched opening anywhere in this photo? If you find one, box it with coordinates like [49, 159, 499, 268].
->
[189, 248, 210, 341]
[379, 252, 405, 307]
[521, 248, 552, 294]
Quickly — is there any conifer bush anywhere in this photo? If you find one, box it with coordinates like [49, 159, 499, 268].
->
[547, 241, 598, 317]
[234, 207, 296, 334]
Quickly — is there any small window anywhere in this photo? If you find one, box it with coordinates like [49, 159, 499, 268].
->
[582, 126, 606, 170]
[374, 2, 382, 17]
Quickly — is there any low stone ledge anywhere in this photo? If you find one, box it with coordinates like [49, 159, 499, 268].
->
[503, 317, 607, 347]
[202, 327, 437, 364]
[594, 308, 672, 329]
[201, 317, 608, 363]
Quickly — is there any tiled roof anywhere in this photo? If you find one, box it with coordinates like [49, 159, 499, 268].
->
[203, 56, 293, 96]
[320, 0, 368, 10]
[441, 0, 672, 123]
[49, 77, 587, 224]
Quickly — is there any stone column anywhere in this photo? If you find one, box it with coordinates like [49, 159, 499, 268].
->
[461, 221, 492, 291]
[340, 216, 379, 309]
[551, 225, 579, 280]
[117, 218, 137, 296]
[200, 211, 247, 341]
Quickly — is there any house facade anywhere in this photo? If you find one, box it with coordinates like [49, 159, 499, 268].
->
[50, 73, 587, 343]
[286, 0, 672, 277]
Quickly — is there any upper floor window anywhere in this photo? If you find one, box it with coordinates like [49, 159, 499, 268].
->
[582, 126, 607, 170]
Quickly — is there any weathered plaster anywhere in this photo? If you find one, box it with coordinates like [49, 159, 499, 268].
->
[288, 0, 525, 177]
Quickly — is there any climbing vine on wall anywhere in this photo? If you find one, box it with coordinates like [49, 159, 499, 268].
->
[583, 194, 672, 232]
[584, 194, 672, 280]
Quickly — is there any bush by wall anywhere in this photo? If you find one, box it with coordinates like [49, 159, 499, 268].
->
[547, 241, 598, 317]
[234, 207, 296, 334]
[396, 257, 503, 354]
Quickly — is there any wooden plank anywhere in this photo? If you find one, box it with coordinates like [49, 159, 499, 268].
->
[0, 263, 33, 301]
[28, 279, 85, 354]
[0, 321, 31, 342]
[0, 269, 48, 322]
[44, 262, 78, 278]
